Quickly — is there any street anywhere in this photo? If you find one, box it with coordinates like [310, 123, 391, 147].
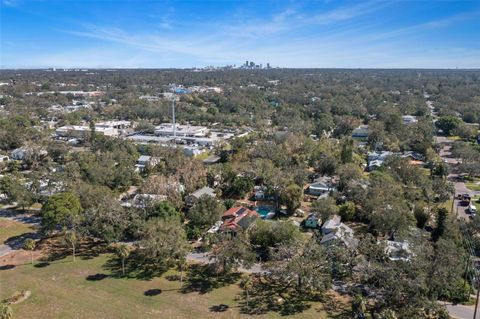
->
[435, 134, 480, 319]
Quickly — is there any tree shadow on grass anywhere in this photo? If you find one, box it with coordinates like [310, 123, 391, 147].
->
[238, 277, 312, 316]
[144, 289, 162, 296]
[0, 265, 15, 271]
[43, 238, 107, 263]
[4, 232, 39, 250]
[86, 273, 109, 281]
[181, 264, 241, 295]
[317, 293, 352, 319]
[210, 304, 229, 312]
[33, 262, 50, 268]
[103, 252, 168, 281]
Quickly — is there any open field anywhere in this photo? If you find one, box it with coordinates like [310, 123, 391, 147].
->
[0, 254, 336, 319]
[0, 217, 37, 244]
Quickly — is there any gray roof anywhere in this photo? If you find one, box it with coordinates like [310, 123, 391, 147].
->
[202, 155, 221, 164]
[138, 155, 151, 162]
[190, 186, 215, 199]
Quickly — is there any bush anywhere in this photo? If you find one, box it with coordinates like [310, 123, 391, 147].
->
[414, 205, 430, 229]
[339, 201, 356, 221]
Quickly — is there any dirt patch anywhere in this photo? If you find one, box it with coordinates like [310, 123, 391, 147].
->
[0, 248, 44, 267]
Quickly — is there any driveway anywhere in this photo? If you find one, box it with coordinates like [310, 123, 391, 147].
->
[443, 301, 477, 319]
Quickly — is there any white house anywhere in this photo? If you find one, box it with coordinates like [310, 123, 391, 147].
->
[402, 115, 418, 125]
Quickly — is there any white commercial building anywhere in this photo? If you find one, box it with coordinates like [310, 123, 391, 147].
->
[95, 120, 131, 129]
[55, 125, 118, 138]
[154, 123, 209, 138]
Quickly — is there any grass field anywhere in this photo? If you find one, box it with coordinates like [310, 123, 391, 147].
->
[0, 217, 37, 244]
[466, 182, 480, 192]
[0, 253, 335, 319]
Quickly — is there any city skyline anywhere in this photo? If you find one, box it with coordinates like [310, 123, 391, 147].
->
[1, 0, 480, 69]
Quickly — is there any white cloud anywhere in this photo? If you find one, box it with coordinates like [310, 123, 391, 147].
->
[2, 0, 22, 7]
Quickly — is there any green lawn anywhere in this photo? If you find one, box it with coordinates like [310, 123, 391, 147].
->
[0, 254, 334, 319]
[0, 217, 37, 244]
[466, 182, 480, 192]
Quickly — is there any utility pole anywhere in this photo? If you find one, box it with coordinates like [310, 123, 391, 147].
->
[474, 286, 479, 319]
[452, 191, 456, 214]
[172, 94, 176, 138]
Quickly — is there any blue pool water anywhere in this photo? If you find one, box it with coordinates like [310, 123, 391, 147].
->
[255, 207, 274, 219]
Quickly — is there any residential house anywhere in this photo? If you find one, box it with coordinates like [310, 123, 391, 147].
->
[221, 206, 260, 233]
[186, 186, 216, 206]
[320, 215, 357, 249]
[303, 213, 321, 229]
[253, 185, 267, 200]
[400, 151, 425, 165]
[135, 155, 160, 172]
[367, 151, 393, 171]
[308, 177, 336, 196]
[122, 193, 167, 208]
[11, 146, 47, 161]
[402, 115, 418, 125]
[352, 125, 369, 139]
[385, 240, 412, 261]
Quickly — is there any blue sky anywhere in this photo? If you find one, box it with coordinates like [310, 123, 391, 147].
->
[1, 0, 479, 68]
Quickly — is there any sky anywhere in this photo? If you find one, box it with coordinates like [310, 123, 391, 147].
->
[1, 0, 479, 69]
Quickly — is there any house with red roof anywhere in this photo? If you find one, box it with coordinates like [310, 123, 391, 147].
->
[221, 206, 259, 233]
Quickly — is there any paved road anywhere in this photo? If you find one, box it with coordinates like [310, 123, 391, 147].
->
[443, 301, 477, 319]
[435, 134, 480, 319]
[435, 134, 480, 218]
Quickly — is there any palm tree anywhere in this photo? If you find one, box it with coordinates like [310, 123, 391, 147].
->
[176, 256, 187, 288]
[64, 231, 77, 262]
[0, 303, 13, 319]
[115, 243, 131, 276]
[23, 238, 36, 265]
[240, 276, 254, 309]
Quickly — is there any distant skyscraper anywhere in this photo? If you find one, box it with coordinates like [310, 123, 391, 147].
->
[266, 63, 271, 69]
[245, 60, 249, 67]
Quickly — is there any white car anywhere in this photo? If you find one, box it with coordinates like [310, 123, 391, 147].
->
[468, 203, 477, 214]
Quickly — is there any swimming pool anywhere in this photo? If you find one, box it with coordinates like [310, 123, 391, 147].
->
[255, 207, 275, 219]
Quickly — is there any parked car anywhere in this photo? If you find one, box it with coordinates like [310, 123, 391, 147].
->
[468, 203, 477, 214]
[461, 194, 472, 206]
